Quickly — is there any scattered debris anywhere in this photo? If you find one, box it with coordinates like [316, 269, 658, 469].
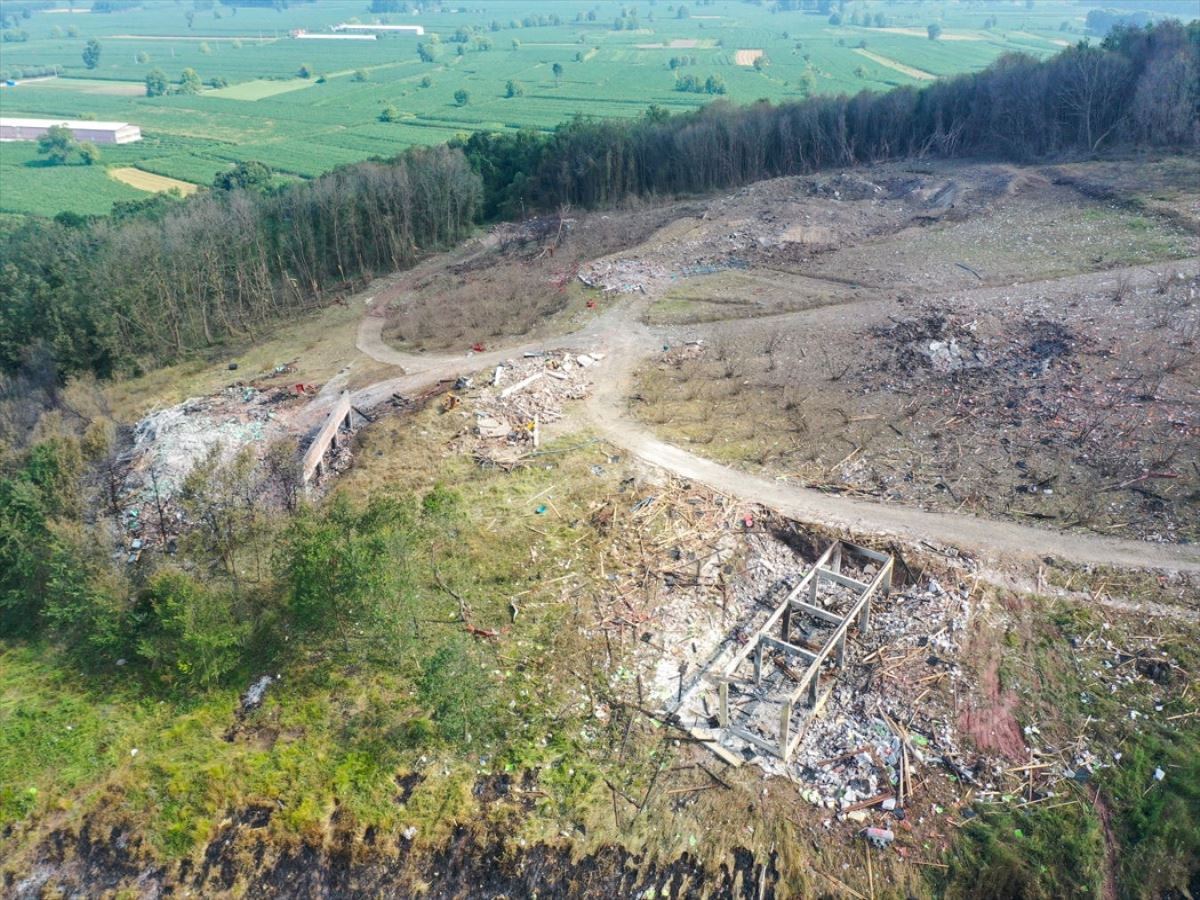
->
[241, 675, 275, 713]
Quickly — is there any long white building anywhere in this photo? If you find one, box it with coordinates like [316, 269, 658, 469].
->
[0, 116, 142, 144]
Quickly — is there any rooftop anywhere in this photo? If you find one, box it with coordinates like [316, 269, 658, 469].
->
[0, 116, 137, 130]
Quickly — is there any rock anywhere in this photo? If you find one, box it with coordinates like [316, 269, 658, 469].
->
[865, 827, 894, 848]
[846, 810, 868, 824]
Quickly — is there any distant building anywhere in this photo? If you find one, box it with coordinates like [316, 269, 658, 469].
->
[333, 23, 425, 35]
[0, 116, 142, 144]
[292, 30, 378, 40]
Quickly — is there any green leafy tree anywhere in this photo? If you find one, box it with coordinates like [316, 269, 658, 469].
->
[454, 88, 469, 105]
[145, 67, 168, 97]
[504, 79, 524, 97]
[352, 68, 368, 82]
[135, 570, 247, 687]
[378, 103, 399, 122]
[213, 159, 272, 191]
[278, 496, 416, 653]
[298, 62, 314, 78]
[81, 38, 101, 69]
[552, 61, 563, 85]
[135, 50, 150, 63]
[77, 141, 100, 165]
[178, 67, 202, 93]
[927, 23, 942, 40]
[36, 124, 77, 165]
[419, 75, 432, 88]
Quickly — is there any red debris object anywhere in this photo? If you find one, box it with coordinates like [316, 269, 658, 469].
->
[742, 514, 754, 529]
[586, 300, 597, 309]
[472, 342, 486, 352]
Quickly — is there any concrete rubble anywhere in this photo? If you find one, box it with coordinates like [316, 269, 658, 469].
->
[441, 349, 602, 467]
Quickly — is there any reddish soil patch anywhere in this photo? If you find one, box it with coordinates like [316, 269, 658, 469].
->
[958, 655, 1025, 760]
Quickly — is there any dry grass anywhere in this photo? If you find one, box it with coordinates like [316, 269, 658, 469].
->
[103, 300, 364, 421]
[108, 167, 199, 195]
[382, 206, 686, 352]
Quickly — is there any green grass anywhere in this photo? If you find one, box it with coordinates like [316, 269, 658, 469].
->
[0, 0, 1107, 217]
[0, 158, 148, 216]
[940, 597, 1200, 899]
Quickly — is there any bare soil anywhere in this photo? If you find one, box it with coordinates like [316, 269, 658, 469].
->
[625, 158, 1199, 543]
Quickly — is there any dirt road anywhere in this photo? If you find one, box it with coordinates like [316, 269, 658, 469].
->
[343, 267, 1200, 575]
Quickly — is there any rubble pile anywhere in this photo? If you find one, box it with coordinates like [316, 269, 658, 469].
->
[453, 350, 602, 467]
[118, 383, 303, 553]
[850, 292, 1199, 541]
[579, 478, 757, 706]
[786, 577, 973, 812]
[578, 258, 671, 295]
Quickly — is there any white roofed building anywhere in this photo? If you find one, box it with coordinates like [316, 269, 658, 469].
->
[0, 117, 142, 144]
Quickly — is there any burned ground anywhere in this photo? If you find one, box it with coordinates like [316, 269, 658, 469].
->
[629, 158, 1199, 543]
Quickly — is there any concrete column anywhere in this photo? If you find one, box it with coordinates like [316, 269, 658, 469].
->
[779, 700, 792, 759]
[858, 597, 871, 635]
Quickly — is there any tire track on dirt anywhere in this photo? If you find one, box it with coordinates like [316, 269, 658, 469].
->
[344, 265, 1200, 576]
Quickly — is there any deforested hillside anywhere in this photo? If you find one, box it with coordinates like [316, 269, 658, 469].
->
[2, 18, 1199, 900]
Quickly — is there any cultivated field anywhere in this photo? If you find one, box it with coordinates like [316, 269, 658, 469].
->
[0, 0, 1133, 216]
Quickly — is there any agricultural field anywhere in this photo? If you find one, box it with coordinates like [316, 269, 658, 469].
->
[2, 0, 1177, 216]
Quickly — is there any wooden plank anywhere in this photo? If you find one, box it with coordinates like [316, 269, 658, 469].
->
[499, 371, 542, 398]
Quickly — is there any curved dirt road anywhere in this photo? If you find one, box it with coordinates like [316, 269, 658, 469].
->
[344, 272, 1200, 575]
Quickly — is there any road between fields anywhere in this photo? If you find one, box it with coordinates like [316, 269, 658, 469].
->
[345, 265, 1200, 576]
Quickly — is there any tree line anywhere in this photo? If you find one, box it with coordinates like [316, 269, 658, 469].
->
[460, 20, 1198, 218]
[1, 21, 1195, 382]
[0, 145, 480, 379]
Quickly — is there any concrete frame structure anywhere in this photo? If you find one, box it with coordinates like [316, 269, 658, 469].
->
[301, 392, 354, 484]
[715, 540, 894, 762]
[0, 117, 141, 144]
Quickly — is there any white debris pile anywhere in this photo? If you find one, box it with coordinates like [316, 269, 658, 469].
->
[578, 258, 672, 295]
[124, 387, 291, 499]
[118, 386, 296, 552]
[455, 350, 602, 466]
[785, 579, 973, 811]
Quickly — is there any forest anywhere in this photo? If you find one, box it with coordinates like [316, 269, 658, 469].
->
[1, 20, 1195, 386]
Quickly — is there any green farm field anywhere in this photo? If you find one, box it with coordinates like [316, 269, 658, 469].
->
[0, 0, 1187, 216]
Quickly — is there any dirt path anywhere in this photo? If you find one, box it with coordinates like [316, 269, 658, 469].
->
[342, 265, 1200, 576]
